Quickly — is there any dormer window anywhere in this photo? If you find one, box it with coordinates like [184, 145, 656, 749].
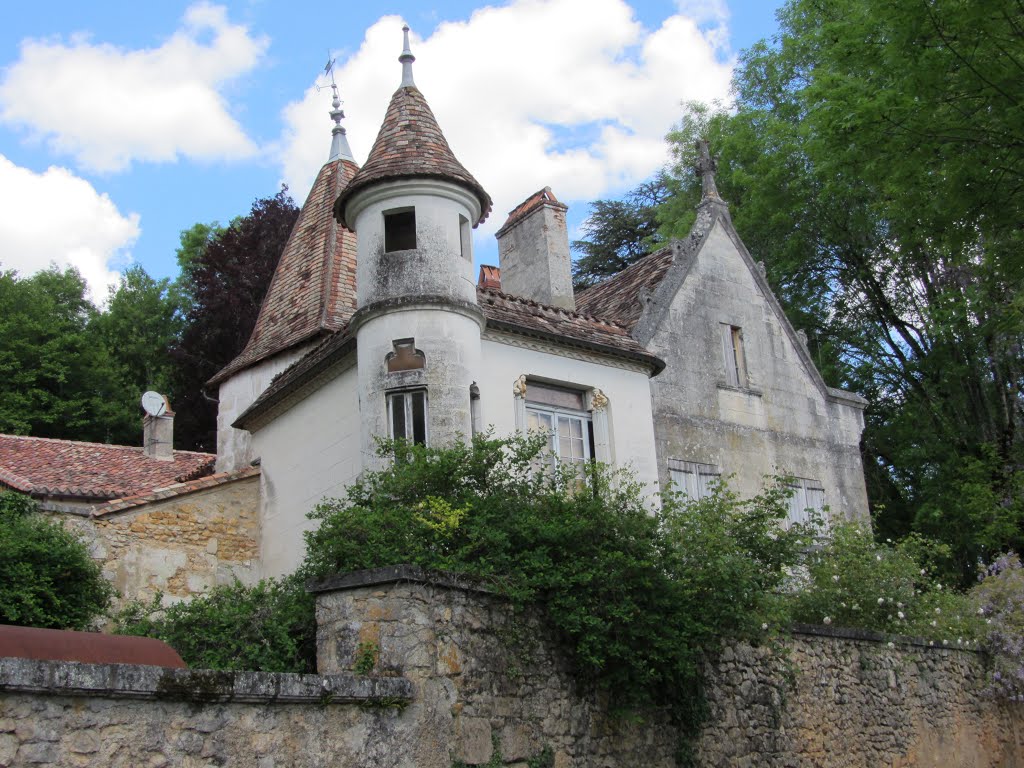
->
[384, 208, 416, 252]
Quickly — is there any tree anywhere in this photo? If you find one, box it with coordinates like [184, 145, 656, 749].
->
[90, 266, 184, 444]
[570, 177, 668, 289]
[0, 491, 114, 630]
[0, 266, 131, 443]
[652, 0, 1023, 583]
[170, 188, 298, 451]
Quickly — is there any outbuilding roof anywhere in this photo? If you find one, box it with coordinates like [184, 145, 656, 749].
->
[0, 434, 214, 501]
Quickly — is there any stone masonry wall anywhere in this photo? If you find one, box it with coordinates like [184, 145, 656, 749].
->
[60, 474, 260, 610]
[696, 624, 1024, 767]
[1, 567, 1021, 767]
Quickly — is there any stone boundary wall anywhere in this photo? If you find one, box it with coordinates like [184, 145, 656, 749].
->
[2, 566, 1022, 767]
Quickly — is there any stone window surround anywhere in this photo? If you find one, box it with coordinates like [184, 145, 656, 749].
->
[668, 458, 720, 500]
[512, 375, 612, 465]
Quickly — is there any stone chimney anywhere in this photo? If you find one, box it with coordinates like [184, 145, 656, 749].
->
[495, 187, 575, 310]
[143, 399, 174, 461]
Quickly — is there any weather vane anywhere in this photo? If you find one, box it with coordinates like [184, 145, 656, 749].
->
[316, 50, 338, 93]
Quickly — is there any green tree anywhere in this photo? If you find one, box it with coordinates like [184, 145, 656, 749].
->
[0, 266, 130, 443]
[571, 178, 668, 289]
[0, 491, 114, 629]
[90, 266, 184, 444]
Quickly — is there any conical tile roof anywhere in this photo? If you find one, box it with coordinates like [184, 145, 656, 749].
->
[333, 85, 492, 228]
[210, 156, 360, 385]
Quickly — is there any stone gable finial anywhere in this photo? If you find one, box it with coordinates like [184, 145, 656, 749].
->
[694, 139, 722, 202]
[400, 25, 416, 88]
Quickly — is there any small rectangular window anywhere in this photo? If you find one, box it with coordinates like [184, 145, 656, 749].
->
[384, 208, 416, 252]
[720, 323, 747, 387]
[786, 477, 825, 526]
[668, 460, 720, 500]
[459, 214, 471, 260]
[388, 390, 428, 445]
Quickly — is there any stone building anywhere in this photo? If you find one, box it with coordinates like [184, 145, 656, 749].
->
[211, 27, 868, 578]
[0, 26, 868, 597]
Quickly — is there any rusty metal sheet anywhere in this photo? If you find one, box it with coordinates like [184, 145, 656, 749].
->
[0, 624, 187, 668]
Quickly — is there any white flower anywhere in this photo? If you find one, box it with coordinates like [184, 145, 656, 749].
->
[832, 574, 840, 582]
[897, 602, 903, 609]
[852, 604, 860, 611]
[977, 607, 985, 615]
[897, 611, 905, 620]
[987, 619, 993, 625]
[840, 602, 847, 608]
[878, 597, 885, 605]
[920, 568, 927, 575]
[761, 623, 768, 630]
[931, 620, 937, 627]
[888, 597, 894, 604]
[876, 554, 882, 561]
[957, 638, 963, 645]
[823, 616, 832, 625]
[887, 642, 895, 649]
[886, 538, 892, 543]
[935, 607, 942, 615]
[936, 583, 943, 591]
[942, 639, 948, 646]
[929, 641, 934, 646]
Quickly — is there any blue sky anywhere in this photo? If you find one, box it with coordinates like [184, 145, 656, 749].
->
[0, 0, 784, 301]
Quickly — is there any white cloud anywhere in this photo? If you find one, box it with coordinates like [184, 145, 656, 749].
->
[0, 2, 268, 173]
[277, 0, 733, 235]
[0, 155, 140, 301]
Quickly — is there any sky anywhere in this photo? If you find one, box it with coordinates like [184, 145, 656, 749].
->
[0, 0, 784, 303]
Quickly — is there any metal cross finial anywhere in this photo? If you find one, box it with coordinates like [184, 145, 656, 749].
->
[320, 53, 353, 162]
[694, 139, 722, 201]
[399, 24, 416, 88]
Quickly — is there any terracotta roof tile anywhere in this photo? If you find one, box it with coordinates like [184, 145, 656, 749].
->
[93, 465, 260, 517]
[0, 435, 215, 501]
[574, 247, 675, 331]
[478, 287, 663, 371]
[211, 158, 360, 385]
[334, 86, 492, 227]
[478, 265, 501, 290]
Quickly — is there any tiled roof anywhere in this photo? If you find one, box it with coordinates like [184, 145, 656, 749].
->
[211, 158, 360, 385]
[94, 466, 260, 517]
[495, 187, 566, 237]
[574, 247, 675, 331]
[0, 434, 215, 501]
[478, 287, 664, 372]
[334, 86, 492, 228]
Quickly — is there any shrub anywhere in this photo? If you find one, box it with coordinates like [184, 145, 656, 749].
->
[0, 490, 113, 630]
[301, 434, 813, 726]
[115, 575, 315, 672]
[788, 522, 983, 644]
[972, 552, 1024, 700]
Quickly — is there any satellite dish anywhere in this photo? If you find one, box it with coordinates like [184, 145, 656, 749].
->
[141, 391, 167, 417]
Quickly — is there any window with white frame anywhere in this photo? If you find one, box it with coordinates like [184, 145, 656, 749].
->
[668, 459, 720, 500]
[786, 477, 825, 525]
[720, 323, 747, 387]
[387, 390, 428, 445]
[524, 382, 593, 470]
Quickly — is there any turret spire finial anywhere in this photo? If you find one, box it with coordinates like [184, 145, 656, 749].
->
[694, 139, 722, 202]
[322, 53, 353, 162]
[399, 24, 416, 88]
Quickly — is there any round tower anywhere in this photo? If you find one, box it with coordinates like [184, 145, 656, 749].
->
[334, 26, 493, 458]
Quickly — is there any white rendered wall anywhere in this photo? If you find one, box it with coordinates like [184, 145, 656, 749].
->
[215, 343, 314, 473]
[648, 219, 868, 519]
[249, 364, 362, 577]
[477, 338, 660, 496]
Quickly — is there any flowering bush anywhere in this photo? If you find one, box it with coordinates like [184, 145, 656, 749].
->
[972, 553, 1024, 700]
[788, 522, 983, 645]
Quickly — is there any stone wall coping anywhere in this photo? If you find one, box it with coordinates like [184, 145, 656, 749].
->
[791, 622, 982, 653]
[0, 657, 413, 704]
[307, 564, 495, 595]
